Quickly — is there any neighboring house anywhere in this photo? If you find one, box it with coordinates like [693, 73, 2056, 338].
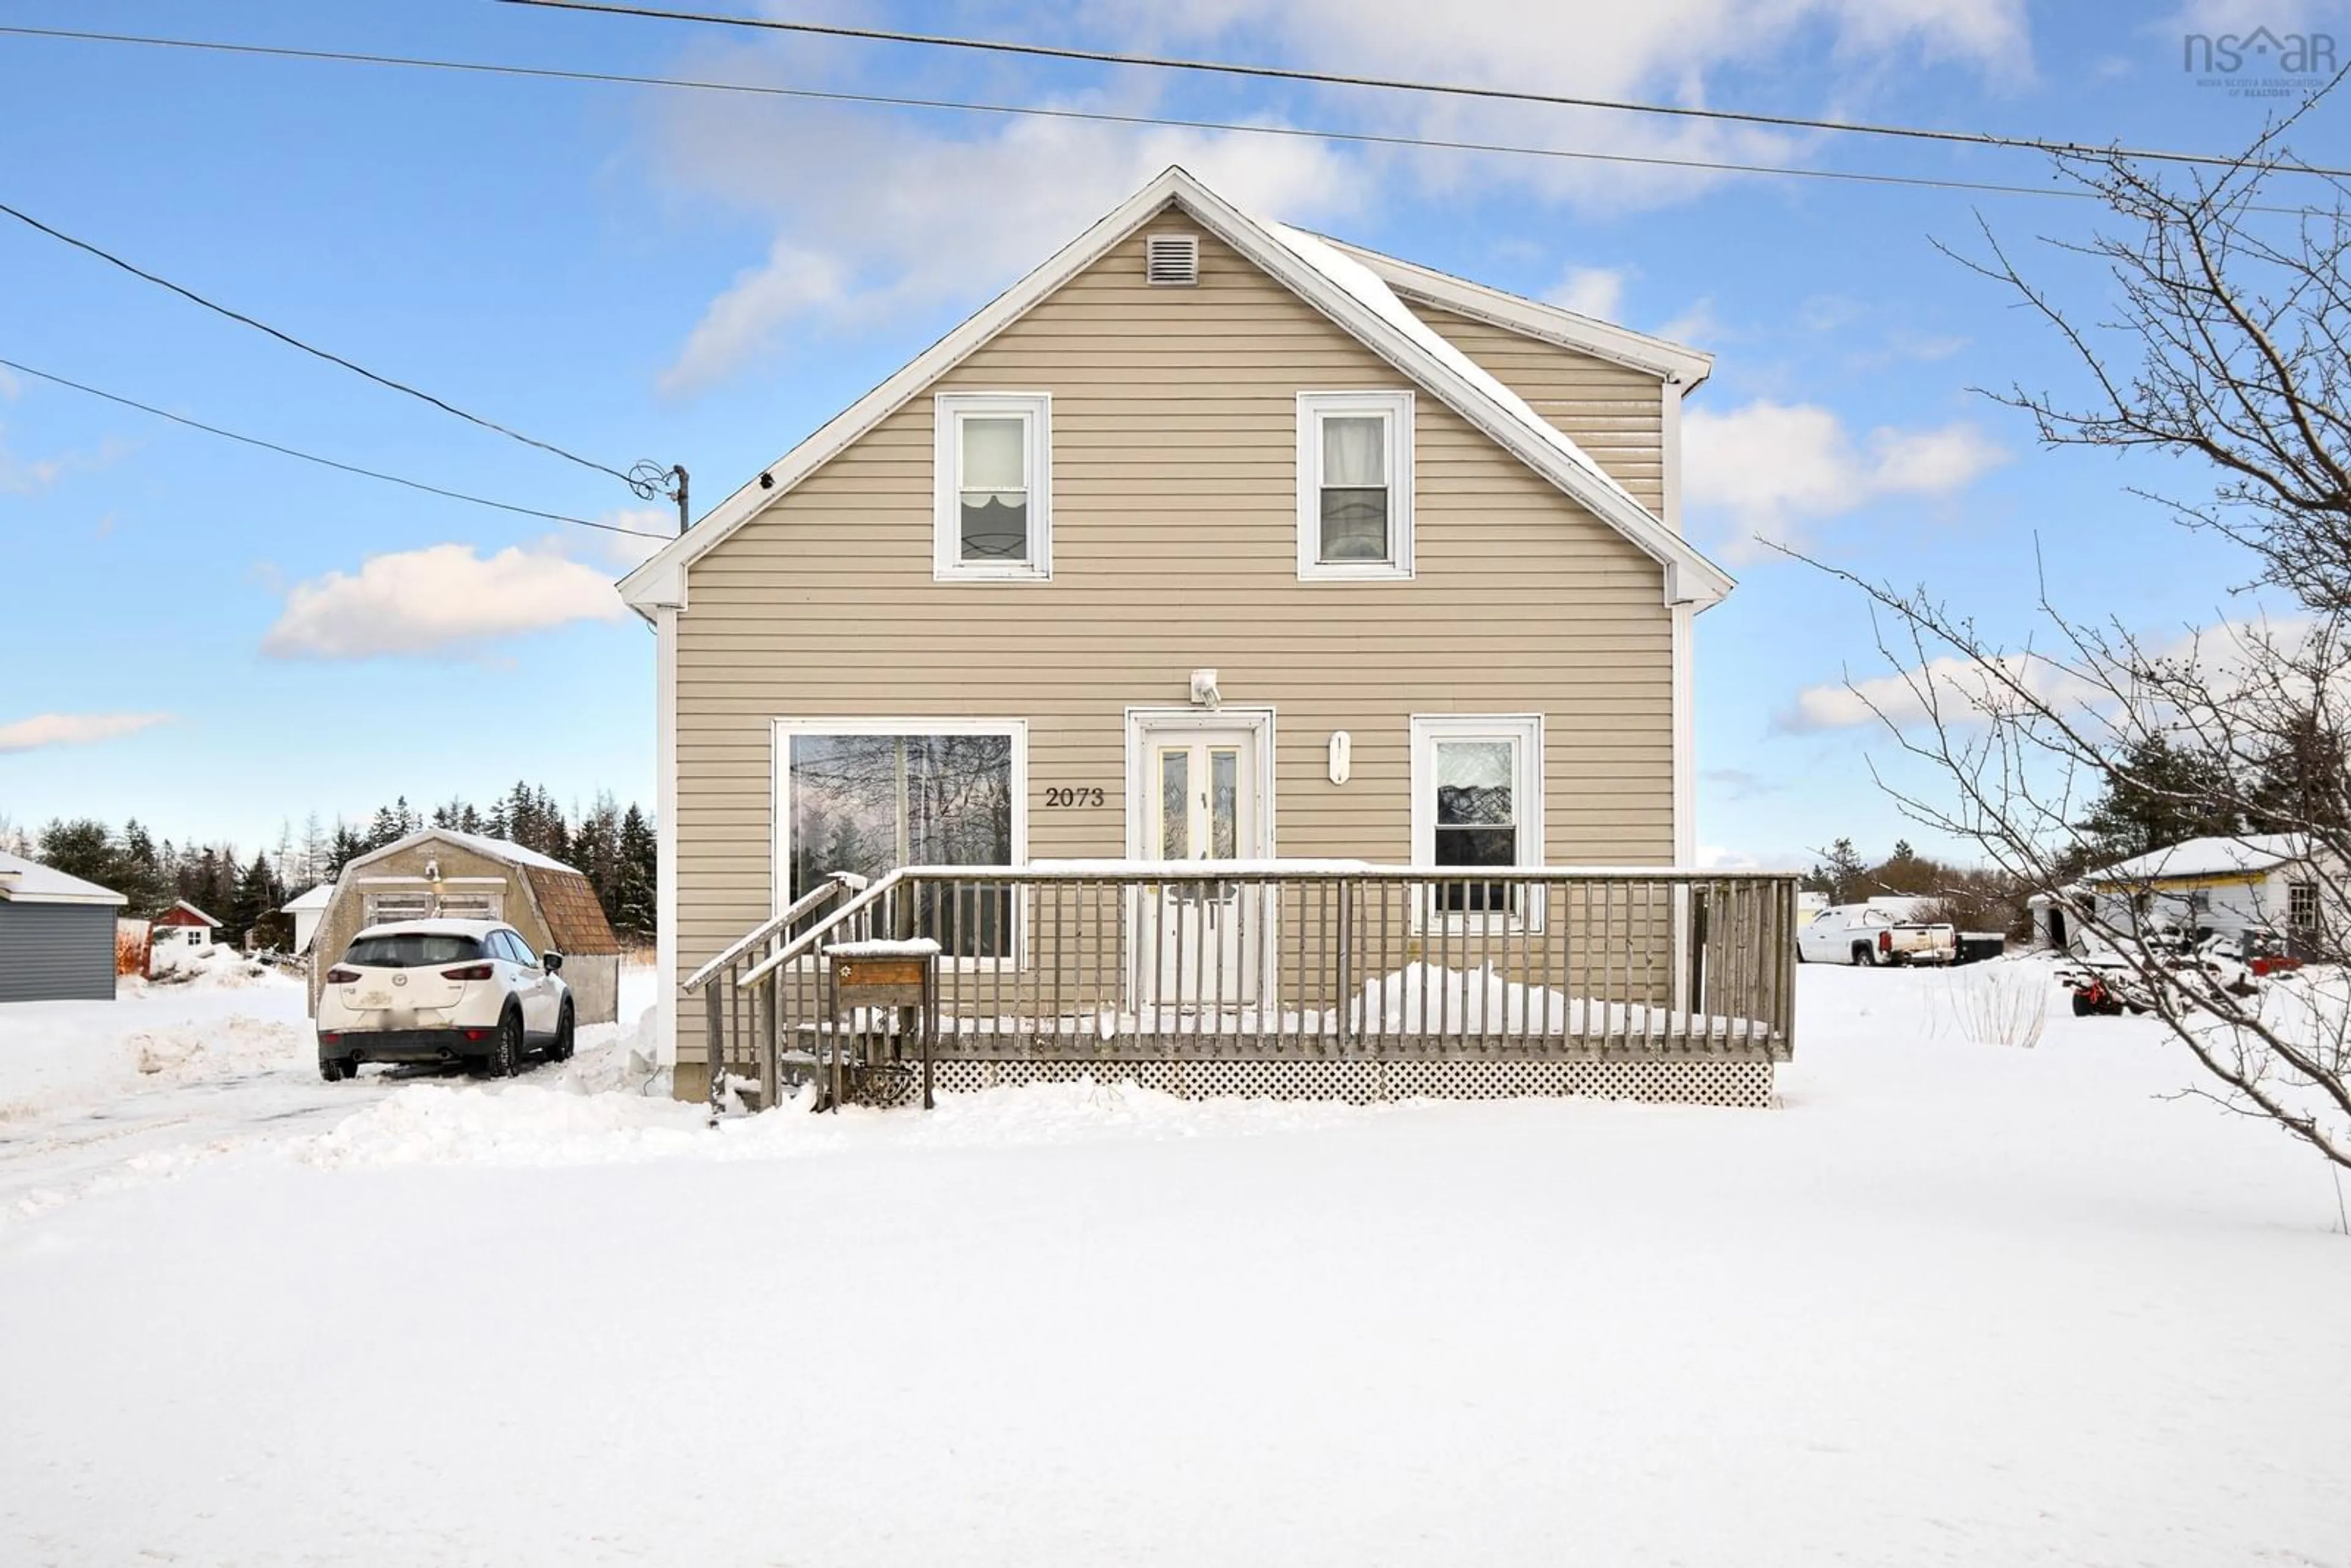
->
[2046, 833, 2336, 954]
[148, 901, 222, 966]
[0, 850, 129, 1003]
[620, 166, 1794, 1106]
[307, 829, 624, 1024]
[280, 884, 332, 956]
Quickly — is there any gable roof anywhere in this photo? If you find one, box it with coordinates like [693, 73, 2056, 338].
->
[343, 827, 578, 877]
[620, 165, 1735, 617]
[280, 883, 334, 913]
[2085, 833, 2314, 885]
[0, 850, 127, 907]
[161, 899, 221, 926]
[1316, 235, 1714, 386]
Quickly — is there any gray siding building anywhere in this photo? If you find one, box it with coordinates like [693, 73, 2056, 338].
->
[0, 851, 129, 1003]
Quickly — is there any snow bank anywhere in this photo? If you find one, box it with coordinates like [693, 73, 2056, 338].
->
[298, 1074, 1368, 1170]
[0, 967, 310, 1121]
[4, 961, 2347, 1567]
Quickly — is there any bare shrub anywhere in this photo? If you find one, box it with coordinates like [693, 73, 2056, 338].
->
[1941, 964, 2049, 1050]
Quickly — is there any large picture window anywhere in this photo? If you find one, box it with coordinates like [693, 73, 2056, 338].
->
[934, 394, 1051, 580]
[1409, 714, 1543, 923]
[778, 721, 1027, 959]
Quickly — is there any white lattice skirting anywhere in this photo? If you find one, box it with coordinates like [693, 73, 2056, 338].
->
[924, 1057, 1776, 1108]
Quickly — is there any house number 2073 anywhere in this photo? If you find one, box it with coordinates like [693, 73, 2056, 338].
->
[1044, 787, 1106, 808]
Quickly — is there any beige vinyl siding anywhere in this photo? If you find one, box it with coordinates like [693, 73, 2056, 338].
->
[674, 209, 1675, 1064]
[1401, 302, 1667, 518]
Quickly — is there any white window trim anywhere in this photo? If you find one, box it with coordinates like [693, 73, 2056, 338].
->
[1297, 390, 1415, 581]
[770, 716, 1030, 968]
[1409, 713, 1544, 932]
[934, 393, 1052, 582]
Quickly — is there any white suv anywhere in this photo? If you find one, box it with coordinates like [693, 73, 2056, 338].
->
[316, 919, 574, 1081]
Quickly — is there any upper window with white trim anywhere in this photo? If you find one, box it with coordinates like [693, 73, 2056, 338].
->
[1410, 715, 1543, 921]
[934, 393, 1051, 580]
[1297, 391, 1414, 580]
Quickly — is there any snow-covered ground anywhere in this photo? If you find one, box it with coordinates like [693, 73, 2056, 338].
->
[2, 958, 2346, 1566]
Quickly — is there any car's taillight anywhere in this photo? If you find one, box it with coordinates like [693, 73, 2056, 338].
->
[441, 963, 495, 981]
[326, 967, 361, 985]
[1878, 930, 1892, 953]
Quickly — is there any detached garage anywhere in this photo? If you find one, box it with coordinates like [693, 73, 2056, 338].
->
[308, 829, 623, 1024]
[0, 850, 129, 1003]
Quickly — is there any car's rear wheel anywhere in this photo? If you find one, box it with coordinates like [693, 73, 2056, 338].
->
[470, 1011, 523, 1079]
[1852, 943, 1877, 967]
[549, 1004, 575, 1063]
[320, 1057, 352, 1082]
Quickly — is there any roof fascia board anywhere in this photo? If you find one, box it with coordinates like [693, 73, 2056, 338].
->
[620, 168, 1194, 614]
[622, 165, 1731, 612]
[1320, 238, 1714, 387]
[1187, 203, 1729, 606]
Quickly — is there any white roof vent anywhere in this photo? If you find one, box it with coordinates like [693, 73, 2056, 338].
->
[1145, 232, 1199, 287]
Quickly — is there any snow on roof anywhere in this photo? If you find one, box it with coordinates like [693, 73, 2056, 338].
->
[348, 827, 580, 877]
[1265, 223, 1652, 520]
[0, 849, 127, 907]
[2086, 833, 2311, 884]
[164, 899, 222, 927]
[280, 885, 334, 912]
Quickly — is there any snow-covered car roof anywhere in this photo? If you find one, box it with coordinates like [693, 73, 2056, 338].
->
[350, 918, 512, 940]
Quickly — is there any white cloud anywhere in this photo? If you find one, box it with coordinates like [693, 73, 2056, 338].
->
[1697, 842, 1813, 871]
[648, 0, 2031, 391]
[1773, 615, 2316, 733]
[2166, 0, 2344, 36]
[261, 542, 629, 660]
[1773, 652, 2093, 733]
[0, 428, 67, 495]
[593, 509, 675, 571]
[1544, 265, 1629, 320]
[1682, 399, 2007, 560]
[1655, 297, 1725, 347]
[0, 711, 171, 754]
[0, 427, 133, 497]
[654, 99, 1365, 396]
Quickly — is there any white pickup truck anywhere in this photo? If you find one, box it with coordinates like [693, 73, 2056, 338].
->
[1796, 902, 1957, 966]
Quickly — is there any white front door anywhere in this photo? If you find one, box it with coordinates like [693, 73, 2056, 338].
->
[1136, 721, 1266, 1008]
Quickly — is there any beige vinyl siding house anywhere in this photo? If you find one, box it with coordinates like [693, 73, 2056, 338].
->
[624, 168, 1790, 1106]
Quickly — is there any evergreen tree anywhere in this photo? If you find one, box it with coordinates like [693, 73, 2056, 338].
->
[1804, 837, 1868, 902]
[326, 823, 367, 880]
[118, 819, 170, 913]
[36, 818, 121, 893]
[2245, 707, 2351, 835]
[2074, 733, 2244, 861]
[229, 849, 285, 943]
[612, 805, 657, 939]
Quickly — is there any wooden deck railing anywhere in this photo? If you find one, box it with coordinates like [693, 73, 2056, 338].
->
[685, 864, 1799, 1112]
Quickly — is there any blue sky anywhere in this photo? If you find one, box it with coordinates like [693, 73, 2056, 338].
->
[2, 0, 2343, 868]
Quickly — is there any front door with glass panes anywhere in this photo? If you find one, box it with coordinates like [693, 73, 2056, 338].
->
[1138, 726, 1262, 1008]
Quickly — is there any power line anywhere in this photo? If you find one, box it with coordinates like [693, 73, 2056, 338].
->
[0, 197, 645, 490]
[0, 356, 670, 539]
[500, 0, 2351, 181]
[0, 24, 2166, 208]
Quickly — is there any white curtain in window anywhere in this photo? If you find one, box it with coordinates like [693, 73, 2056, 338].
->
[1322, 415, 1385, 486]
[961, 415, 1027, 490]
